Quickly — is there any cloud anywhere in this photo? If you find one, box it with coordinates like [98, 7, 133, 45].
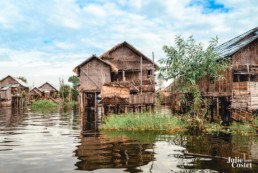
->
[0, 0, 257, 87]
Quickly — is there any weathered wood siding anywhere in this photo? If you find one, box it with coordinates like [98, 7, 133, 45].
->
[0, 88, 11, 99]
[79, 59, 111, 92]
[0, 77, 18, 86]
[232, 39, 258, 67]
[129, 93, 155, 105]
[198, 68, 232, 97]
[104, 46, 153, 79]
[39, 83, 56, 92]
[232, 82, 258, 110]
[101, 85, 130, 99]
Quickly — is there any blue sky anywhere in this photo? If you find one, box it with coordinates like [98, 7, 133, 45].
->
[0, 0, 257, 88]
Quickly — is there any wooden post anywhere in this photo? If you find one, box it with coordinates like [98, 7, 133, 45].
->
[122, 70, 125, 82]
[216, 97, 219, 118]
[140, 56, 142, 95]
[94, 92, 97, 113]
[152, 52, 155, 80]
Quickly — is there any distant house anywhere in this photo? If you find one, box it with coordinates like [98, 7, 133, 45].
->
[38, 82, 58, 98]
[0, 75, 29, 106]
[74, 41, 158, 113]
[29, 87, 43, 101]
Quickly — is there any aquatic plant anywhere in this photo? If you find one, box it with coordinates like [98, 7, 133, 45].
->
[100, 112, 187, 133]
[31, 99, 58, 112]
[230, 122, 256, 135]
[205, 123, 229, 135]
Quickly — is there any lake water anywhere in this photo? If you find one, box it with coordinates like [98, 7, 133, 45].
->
[0, 106, 258, 173]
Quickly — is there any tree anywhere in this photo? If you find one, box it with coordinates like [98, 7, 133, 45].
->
[159, 36, 229, 117]
[68, 75, 79, 101]
[68, 75, 79, 89]
[17, 76, 27, 83]
[59, 84, 71, 102]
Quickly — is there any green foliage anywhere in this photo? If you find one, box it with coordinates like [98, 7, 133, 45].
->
[100, 112, 187, 133]
[17, 76, 27, 83]
[205, 123, 229, 135]
[59, 84, 71, 102]
[68, 75, 79, 101]
[68, 75, 79, 88]
[20, 90, 27, 98]
[31, 99, 58, 112]
[52, 92, 58, 99]
[159, 36, 229, 117]
[230, 122, 256, 135]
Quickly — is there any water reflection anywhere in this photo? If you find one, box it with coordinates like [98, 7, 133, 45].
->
[75, 113, 155, 172]
[0, 106, 258, 173]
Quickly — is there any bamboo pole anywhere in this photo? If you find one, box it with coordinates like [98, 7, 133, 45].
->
[140, 56, 142, 95]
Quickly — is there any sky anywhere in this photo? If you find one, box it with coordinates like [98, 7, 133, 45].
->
[0, 0, 257, 88]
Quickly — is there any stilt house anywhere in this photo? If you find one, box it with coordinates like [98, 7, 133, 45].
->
[169, 27, 258, 121]
[38, 82, 58, 98]
[29, 87, 43, 102]
[74, 41, 158, 114]
[0, 75, 29, 107]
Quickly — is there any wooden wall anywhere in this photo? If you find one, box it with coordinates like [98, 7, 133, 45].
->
[232, 39, 258, 67]
[39, 83, 56, 92]
[104, 46, 154, 74]
[197, 68, 232, 97]
[0, 77, 19, 86]
[0, 88, 11, 100]
[79, 59, 111, 92]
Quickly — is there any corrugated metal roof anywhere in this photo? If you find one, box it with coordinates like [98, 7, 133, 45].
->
[15, 78, 29, 88]
[0, 86, 10, 91]
[216, 27, 258, 58]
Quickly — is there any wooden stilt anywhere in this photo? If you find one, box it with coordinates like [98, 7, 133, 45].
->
[216, 97, 219, 118]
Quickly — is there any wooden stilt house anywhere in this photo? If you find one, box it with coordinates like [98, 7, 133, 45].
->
[169, 27, 258, 121]
[28, 87, 43, 102]
[74, 41, 158, 114]
[0, 75, 29, 107]
[38, 82, 58, 98]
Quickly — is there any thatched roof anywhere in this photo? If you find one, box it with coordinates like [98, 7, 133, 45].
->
[73, 55, 118, 75]
[99, 41, 159, 68]
[0, 75, 29, 88]
[216, 27, 258, 58]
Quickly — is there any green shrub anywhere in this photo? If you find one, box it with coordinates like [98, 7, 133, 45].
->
[100, 112, 187, 133]
[31, 99, 58, 112]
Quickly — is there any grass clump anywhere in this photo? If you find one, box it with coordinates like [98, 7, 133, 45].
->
[99, 112, 187, 133]
[230, 122, 256, 135]
[205, 123, 229, 135]
[31, 99, 58, 112]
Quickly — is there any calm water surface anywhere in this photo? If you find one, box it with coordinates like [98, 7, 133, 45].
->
[0, 106, 258, 173]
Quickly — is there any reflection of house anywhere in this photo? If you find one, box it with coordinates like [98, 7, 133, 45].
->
[0, 75, 29, 107]
[38, 82, 58, 98]
[29, 87, 43, 101]
[74, 134, 154, 171]
[74, 41, 158, 113]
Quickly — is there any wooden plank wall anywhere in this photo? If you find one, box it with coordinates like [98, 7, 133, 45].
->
[129, 93, 155, 105]
[197, 68, 232, 97]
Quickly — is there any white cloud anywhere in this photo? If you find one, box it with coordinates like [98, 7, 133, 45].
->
[0, 0, 257, 87]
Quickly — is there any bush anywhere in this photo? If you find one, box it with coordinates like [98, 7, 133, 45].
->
[31, 99, 58, 112]
[100, 112, 187, 133]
